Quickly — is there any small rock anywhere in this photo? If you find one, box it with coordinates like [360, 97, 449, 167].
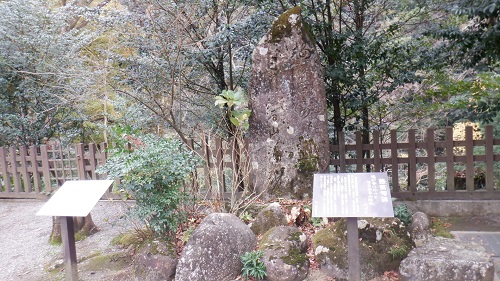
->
[175, 213, 256, 281]
[259, 226, 309, 281]
[251, 203, 287, 235]
[134, 242, 176, 281]
[409, 212, 431, 246]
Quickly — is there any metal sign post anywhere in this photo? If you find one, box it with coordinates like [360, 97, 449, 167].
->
[61, 216, 78, 280]
[312, 173, 394, 281]
[346, 217, 361, 281]
[37, 180, 113, 281]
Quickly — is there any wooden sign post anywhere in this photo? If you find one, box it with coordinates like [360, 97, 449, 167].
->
[37, 180, 113, 281]
[312, 173, 394, 281]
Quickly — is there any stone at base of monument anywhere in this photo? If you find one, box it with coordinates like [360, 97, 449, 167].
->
[399, 236, 494, 281]
[409, 212, 432, 247]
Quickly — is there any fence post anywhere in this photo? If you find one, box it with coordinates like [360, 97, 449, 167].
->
[465, 126, 474, 191]
[485, 125, 494, 191]
[408, 129, 417, 192]
[29, 145, 42, 194]
[76, 144, 86, 180]
[446, 127, 455, 192]
[87, 144, 98, 180]
[373, 131, 381, 172]
[339, 131, 346, 173]
[355, 131, 363, 172]
[427, 128, 436, 192]
[99, 142, 108, 167]
[40, 145, 52, 193]
[390, 130, 399, 192]
[19, 146, 31, 193]
[0, 147, 11, 193]
[9, 146, 21, 193]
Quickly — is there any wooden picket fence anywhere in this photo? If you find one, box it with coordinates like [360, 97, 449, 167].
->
[0, 142, 107, 199]
[1, 125, 499, 200]
[331, 125, 500, 199]
[0, 138, 243, 200]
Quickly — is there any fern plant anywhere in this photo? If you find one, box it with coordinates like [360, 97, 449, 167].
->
[241, 250, 267, 280]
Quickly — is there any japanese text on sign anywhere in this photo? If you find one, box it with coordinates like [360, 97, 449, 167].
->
[312, 173, 394, 218]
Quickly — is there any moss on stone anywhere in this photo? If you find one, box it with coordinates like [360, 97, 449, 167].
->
[74, 231, 88, 242]
[296, 138, 319, 173]
[111, 232, 140, 247]
[282, 248, 308, 266]
[263, 209, 274, 219]
[430, 218, 454, 238]
[312, 220, 348, 269]
[269, 6, 315, 46]
[49, 236, 62, 245]
[270, 6, 302, 43]
[297, 156, 318, 173]
[288, 231, 303, 242]
[80, 252, 132, 272]
[313, 218, 415, 278]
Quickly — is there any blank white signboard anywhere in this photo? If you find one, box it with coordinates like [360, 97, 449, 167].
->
[36, 180, 114, 217]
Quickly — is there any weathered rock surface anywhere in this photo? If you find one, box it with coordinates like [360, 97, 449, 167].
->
[248, 6, 330, 199]
[399, 236, 494, 281]
[409, 211, 431, 246]
[251, 202, 288, 235]
[134, 241, 176, 281]
[312, 218, 414, 281]
[175, 213, 257, 281]
[259, 226, 309, 281]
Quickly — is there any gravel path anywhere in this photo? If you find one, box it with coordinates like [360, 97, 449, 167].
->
[0, 199, 134, 281]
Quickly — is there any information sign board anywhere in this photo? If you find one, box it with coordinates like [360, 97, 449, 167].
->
[36, 180, 114, 217]
[312, 173, 394, 218]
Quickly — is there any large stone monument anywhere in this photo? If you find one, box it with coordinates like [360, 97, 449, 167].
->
[248, 6, 330, 199]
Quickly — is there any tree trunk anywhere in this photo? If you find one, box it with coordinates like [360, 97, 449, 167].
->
[49, 214, 99, 244]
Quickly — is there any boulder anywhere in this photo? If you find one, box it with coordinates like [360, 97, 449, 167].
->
[134, 241, 176, 281]
[312, 218, 414, 281]
[409, 212, 431, 246]
[175, 213, 257, 281]
[259, 226, 309, 281]
[251, 202, 288, 235]
[248, 6, 330, 199]
[399, 236, 494, 281]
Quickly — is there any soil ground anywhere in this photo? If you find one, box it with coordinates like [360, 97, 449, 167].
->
[1, 199, 500, 280]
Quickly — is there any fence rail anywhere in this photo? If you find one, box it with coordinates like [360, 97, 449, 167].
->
[1, 125, 499, 200]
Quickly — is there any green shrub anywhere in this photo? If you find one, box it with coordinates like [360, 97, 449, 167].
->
[241, 250, 267, 280]
[97, 129, 198, 238]
[393, 203, 413, 226]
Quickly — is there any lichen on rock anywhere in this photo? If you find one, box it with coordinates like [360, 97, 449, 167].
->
[259, 226, 309, 281]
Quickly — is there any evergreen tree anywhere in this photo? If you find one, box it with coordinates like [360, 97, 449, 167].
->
[0, 0, 99, 146]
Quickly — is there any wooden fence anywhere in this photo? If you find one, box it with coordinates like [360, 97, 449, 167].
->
[331, 125, 500, 199]
[1, 125, 499, 200]
[0, 138, 241, 200]
[0, 142, 107, 199]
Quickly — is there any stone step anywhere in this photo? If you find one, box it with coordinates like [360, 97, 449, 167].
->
[453, 231, 500, 281]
